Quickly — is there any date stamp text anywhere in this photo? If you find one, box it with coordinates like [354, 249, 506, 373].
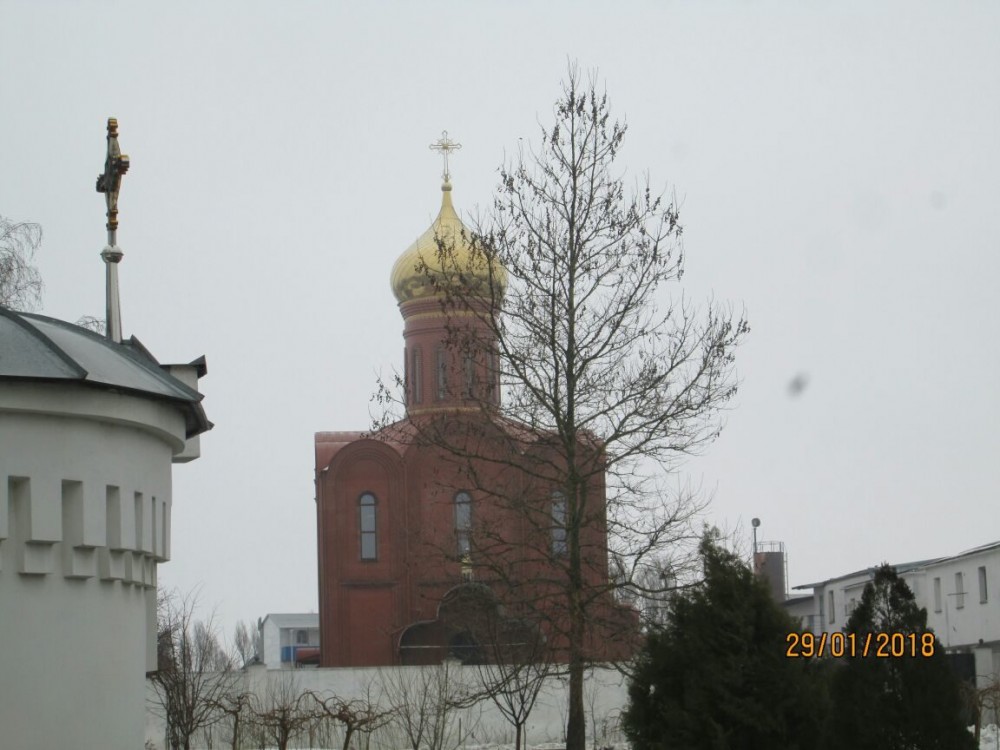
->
[785, 631, 936, 659]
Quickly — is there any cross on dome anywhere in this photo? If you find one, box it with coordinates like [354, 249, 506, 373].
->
[96, 117, 129, 343]
[429, 130, 462, 183]
[96, 118, 130, 237]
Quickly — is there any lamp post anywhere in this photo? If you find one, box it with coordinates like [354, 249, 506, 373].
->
[751, 518, 760, 573]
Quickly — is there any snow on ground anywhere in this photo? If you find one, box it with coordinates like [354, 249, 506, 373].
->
[979, 724, 1000, 750]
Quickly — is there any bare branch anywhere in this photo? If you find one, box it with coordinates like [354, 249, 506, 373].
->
[0, 215, 43, 311]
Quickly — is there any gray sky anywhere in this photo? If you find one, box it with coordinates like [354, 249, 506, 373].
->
[2, 1, 997, 636]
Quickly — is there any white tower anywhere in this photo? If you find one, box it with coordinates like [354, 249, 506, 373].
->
[0, 118, 211, 750]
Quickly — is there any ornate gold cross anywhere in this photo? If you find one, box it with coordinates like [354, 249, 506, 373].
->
[96, 118, 130, 234]
[429, 130, 462, 182]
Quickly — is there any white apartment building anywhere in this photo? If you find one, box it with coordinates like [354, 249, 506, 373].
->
[791, 540, 1000, 690]
[257, 612, 320, 669]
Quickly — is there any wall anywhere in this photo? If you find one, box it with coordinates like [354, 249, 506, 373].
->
[0, 383, 183, 750]
[145, 663, 630, 749]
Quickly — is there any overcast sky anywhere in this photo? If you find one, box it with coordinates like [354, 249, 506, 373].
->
[2, 1, 997, 637]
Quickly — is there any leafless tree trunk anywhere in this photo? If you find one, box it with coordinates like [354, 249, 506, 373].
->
[308, 684, 390, 750]
[232, 620, 258, 668]
[377, 663, 480, 750]
[965, 675, 1000, 746]
[209, 685, 254, 750]
[247, 671, 316, 750]
[375, 63, 746, 750]
[149, 589, 237, 750]
[465, 607, 552, 750]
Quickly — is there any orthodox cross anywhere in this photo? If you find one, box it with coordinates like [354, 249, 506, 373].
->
[96, 117, 130, 240]
[429, 131, 461, 182]
[96, 117, 129, 343]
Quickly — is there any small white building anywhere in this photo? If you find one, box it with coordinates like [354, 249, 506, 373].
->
[258, 612, 321, 669]
[0, 309, 209, 750]
[791, 540, 1000, 691]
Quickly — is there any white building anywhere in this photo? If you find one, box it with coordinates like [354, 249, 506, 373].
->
[257, 612, 321, 669]
[791, 540, 1000, 691]
[0, 309, 209, 750]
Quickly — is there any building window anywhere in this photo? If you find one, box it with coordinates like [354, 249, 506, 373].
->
[463, 354, 475, 398]
[979, 566, 988, 604]
[955, 571, 965, 609]
[411, 348, 423, 404]
[295, 629, 308, 645]
[827, 591, 835, 623]
[486, 350, 498, 402]
[934, 577, 942, 612]
[359, 492, 377, 561]
[551, 491, 567, 557]
[454, 491, 472, 557]
[436, 348, 448, 400]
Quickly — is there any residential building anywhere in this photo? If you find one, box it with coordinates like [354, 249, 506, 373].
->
[791, 540, 1000, 691]
[257, 612, 320, 669]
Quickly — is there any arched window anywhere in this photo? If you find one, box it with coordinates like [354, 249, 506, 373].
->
[551, 490, 567, 557]
[463, 354, 475, 398]
[359, 492, 377, 560]
[411, 348, 424, 404]
[454, 491, 472, 556]
[486, 350, 499, 403]
[436, 348, 448, 400]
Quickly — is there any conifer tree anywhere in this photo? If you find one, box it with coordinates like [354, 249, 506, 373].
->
[822, 564, 975, 750]
[622, 534, 827, 750]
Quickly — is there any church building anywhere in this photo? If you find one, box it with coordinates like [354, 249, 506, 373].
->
[315, 141, 633, 668]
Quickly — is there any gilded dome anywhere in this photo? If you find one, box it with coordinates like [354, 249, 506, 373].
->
[390, 182, 506, 304]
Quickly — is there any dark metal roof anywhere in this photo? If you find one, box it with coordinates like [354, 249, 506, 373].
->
[0, 308, 210, 438]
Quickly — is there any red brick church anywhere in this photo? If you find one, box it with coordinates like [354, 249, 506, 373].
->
[315, 158, 635, 668]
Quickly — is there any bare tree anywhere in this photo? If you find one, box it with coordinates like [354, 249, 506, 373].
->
[584, 669, 624, 750]
[0, 215, 43, 311]
[471, 613, 553, 750]
[375, 64, 746, 750]
[308, 686, 391, 750]
[377, 663, 480, 750]
[964, 675, 1000, 747]
[209, 685, 255, 750]
[74, 314, 106, 333]
[248, 672, 316, 750]
[232, 620, 258, 668]
[150, 589, 237, 750]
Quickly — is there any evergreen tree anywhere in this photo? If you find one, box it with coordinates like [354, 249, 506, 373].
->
[823, 564, 975, 750]
[623, 534, 827, 750]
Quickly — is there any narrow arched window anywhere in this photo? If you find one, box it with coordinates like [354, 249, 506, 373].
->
[436, 348, 448, 400]
[404, 347, 409, 403]
[454, 491, 472, 557]
[359, 492, 377, 561]
[463, 354, 475, 398]
[411, 348, 423, 404]
[486, 350, 499, 404]
[551, 490, 567, 557]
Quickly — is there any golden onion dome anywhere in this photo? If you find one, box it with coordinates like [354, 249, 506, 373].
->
[390, 181, 506, 304]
